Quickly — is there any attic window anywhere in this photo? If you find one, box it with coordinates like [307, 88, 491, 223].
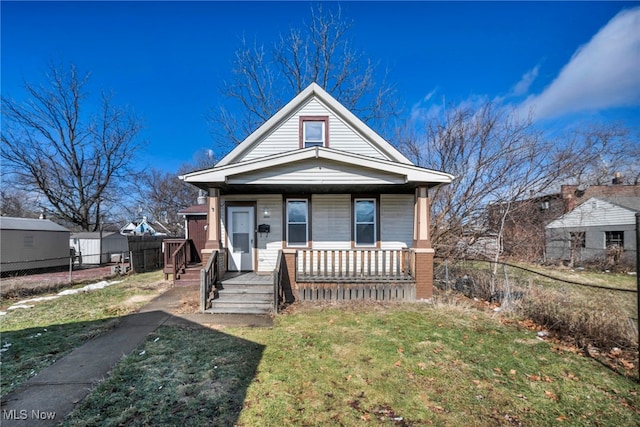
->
[300, 116, 329, 148]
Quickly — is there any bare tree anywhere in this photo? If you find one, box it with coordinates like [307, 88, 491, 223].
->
[401, 101, 638, 260]
[210, 4, 399, 151]
[1, 63, 142, 231]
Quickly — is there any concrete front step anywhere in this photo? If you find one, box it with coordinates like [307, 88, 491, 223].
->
[205, 306, 272, 315]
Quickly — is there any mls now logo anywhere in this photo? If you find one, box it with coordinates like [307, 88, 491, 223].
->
[2, 409, 56, 420]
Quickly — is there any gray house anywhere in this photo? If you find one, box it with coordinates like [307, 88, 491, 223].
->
[0, 217, 71, 273]
[545, 197, 638, 268]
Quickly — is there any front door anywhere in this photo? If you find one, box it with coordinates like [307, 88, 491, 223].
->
[227, 206, 255, 271]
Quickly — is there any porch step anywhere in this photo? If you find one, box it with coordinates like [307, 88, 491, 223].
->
[207, 273, 274, 315]
[174, 264, 202, 287]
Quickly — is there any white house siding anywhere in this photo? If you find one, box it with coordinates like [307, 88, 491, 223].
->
[228, 159, 404, 185]
[221, 194, 283, 273]
[546, 199, 635, 229]
[311, 194, 352, 250]
[239, 99, 389, 162]
[380, 194, 414, 249]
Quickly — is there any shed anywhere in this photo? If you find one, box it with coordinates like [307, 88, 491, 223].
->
[70, 232, 130, 265]
[0, 216, 71, 274]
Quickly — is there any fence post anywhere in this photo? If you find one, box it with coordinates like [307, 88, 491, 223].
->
[445, 259, 449, 289]
[68, 256, 73, 283]
[635, 212, 639, 381]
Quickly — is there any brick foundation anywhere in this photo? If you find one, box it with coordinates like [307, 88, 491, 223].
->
[414, 249, 434, 300]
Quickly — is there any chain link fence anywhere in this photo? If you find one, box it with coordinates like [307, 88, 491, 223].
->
[434, 257, 638, 352]
[1, 238, 164, 298]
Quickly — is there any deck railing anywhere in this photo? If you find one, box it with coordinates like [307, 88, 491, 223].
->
[296, 248, 415, 282]
[200, 250, 219, 312]
[163, 239, 188, 281]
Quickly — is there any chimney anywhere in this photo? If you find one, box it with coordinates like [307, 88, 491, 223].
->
[197, 189, 207, 205]
[39, 208, 46, 220]
[612, 172, 623, 185]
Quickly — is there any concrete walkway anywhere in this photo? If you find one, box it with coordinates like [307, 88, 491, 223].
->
[0, 286, 272, 426]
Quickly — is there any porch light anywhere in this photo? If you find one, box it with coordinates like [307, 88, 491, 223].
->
[263, 207, 270, 218]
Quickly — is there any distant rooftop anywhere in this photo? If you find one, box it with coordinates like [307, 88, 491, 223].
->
[0, 216, 69, 232]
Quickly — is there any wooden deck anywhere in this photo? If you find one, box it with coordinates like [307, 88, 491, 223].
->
[221, 272, 273, 285]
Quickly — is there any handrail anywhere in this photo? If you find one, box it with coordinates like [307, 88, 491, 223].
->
[297, 248, 415, 281]
[200, 250, 219, 312]
[273, 250, 284, 313]
[171, 240, 188, 284]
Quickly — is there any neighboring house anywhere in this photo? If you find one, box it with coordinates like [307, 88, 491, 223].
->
[178, 203, 208, 263]
[70, 232, 129, 265]
[120, 216, 169, 236]
[487, 181, 640, 261]
[180, 83, 453, 305]
[0, 217, 70, 274]
[545, 197, 639, 268]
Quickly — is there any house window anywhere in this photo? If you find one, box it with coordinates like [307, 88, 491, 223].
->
[605, 231, 624, 248]
[354, 198, 376, 246]
[299, 116, 328, 148]
[570, 232, 585, 249]
[286, 199, 309, 247]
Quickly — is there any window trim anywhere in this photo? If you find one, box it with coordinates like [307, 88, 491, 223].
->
[352, 196, 380, 248]
[299, 116, 329, 148]
[284, 197, 311, 248]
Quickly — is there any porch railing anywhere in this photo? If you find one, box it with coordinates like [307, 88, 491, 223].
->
[200, 250, 219, 312]
[273, 250, 284, 313]
[163, 239, 188, 281]
[296, 249, 415, 282]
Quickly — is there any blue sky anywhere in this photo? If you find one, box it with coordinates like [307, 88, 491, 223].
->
[2, 1, 639, 173]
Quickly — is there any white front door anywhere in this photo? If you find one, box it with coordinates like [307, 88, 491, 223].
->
[227, 206, 254, 271]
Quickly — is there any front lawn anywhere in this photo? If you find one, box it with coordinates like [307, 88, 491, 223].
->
[0, 271, 167, 396]
[63, 303, 640, 426]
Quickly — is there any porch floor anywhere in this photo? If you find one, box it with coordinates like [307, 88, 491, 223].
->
[220, 272, 273, 285]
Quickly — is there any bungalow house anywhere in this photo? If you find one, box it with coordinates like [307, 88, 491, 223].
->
[120, 216, 169, 236]
[545, 197, 639, 269]
[179, 83, 453, 312]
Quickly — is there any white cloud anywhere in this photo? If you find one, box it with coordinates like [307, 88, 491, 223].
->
[519, 7, 640, 120]
[511, 65, 540, 97]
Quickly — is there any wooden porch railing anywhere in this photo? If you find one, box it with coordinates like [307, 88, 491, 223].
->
[200, 250, 219, 312]
[296, 249, 415, 282]
[163, 239, 188, 282]
[273, 250, 284, 313]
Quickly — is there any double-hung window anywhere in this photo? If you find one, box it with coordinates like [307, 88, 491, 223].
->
[300, 116, 328, 148]
[354, 198, 376, 247]
[286, 199, 309, 247]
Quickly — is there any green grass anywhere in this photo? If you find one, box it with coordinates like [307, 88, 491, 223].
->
[63, 303, 640, 426]
[0, 271, 166, 396]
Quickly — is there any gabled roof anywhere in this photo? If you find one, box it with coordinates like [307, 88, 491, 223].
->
[0, 217, 69, 232]
[215, 82, 413, 167]
[546, 197, 639, 229]
[178, 204, 208, 215]
[182, 146, 453, 189]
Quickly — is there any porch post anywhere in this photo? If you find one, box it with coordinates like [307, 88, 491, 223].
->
[283, 249, 299, 300]
[202, 188, 221, 267]
[413, 185, 435, 300]
[413, 186, 431, 249]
